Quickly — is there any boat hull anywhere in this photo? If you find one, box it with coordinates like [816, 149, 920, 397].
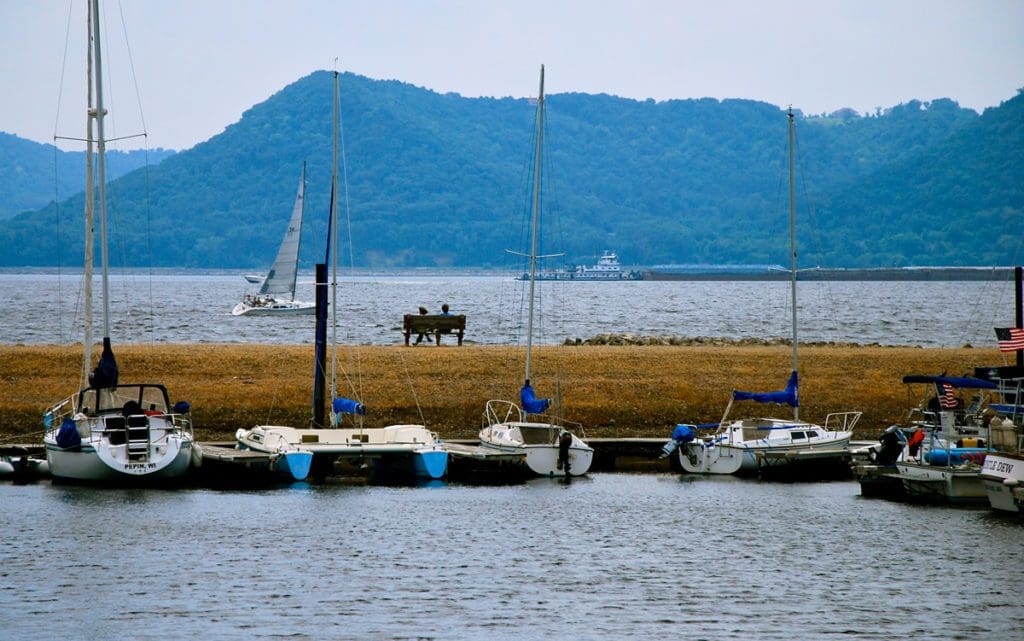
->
[893, 462, 987, 504]
[237, 424, 448, 481]
[478, 421, 593, 477]
[232, 300, 315, 316]
[45, 438, 192, 483]
[979, 452, 1024, 514]
[680, 434, 851, 476]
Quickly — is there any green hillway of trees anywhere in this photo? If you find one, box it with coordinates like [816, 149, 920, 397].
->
[1, 71, 1021, 270]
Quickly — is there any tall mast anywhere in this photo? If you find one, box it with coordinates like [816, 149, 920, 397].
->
[787, 108, 799, 421]
[524, 64, 544, 385]
[91, 0, 111, 342]
[330, 69, 340, 400]
[82, 2, 95, 382]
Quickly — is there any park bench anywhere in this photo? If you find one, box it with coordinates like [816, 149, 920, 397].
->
[403, 314, 466, 346]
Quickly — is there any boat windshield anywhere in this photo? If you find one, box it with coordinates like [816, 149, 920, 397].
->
[77, 384, 170, 416]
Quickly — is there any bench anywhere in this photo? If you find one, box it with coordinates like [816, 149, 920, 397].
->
[403, 314, 466, 346]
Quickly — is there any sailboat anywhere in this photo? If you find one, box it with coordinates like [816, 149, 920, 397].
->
[235, 69, 447, 482]
[663, 108, 861, 476]
[231, 168, 315, 316]
[43, 0, 195, 483]
[477, 66, 594, 478]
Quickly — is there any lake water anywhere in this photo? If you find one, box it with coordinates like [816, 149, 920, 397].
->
[2, 474, 1022, 640]
[1, 270, 1019, 348]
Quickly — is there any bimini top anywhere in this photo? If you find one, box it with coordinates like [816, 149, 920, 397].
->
[901, 375, 998, 389]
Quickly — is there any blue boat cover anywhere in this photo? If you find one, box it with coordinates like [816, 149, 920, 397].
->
[520, 384, 550, 414]
[671, 424, 696, 443]
[332, 397, 366, 416]
[56, 417, 81, 449]
[172, 401, 191, 414]
[901, 375, 997, 389]
[732, 371, 799, 406]
[89, 337, 118, 389]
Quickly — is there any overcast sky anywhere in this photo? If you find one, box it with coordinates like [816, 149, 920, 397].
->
[3, 0, 1022, 151]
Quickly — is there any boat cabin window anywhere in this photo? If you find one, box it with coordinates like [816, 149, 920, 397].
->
[789, 431, 806, 440]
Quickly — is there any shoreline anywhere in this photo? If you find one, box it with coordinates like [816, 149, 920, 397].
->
[0, 343, 1005, 444]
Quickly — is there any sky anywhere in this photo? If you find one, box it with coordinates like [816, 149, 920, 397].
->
[2, 0, 1022, 151]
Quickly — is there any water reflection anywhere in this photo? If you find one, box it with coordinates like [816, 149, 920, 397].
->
[2, 475, 1022, 640]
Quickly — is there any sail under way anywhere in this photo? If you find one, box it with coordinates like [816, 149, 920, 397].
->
[259, 170, 305, 298]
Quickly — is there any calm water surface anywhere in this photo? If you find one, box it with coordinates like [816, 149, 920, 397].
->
[2, 474, 1022, 640]
[2, 271, 1018, 348]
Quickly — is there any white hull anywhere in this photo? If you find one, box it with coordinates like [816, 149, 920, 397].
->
[678, 416, 854, 476]
[45, 438, 192, 482]
[237, 424, 448, 480]
[894, 461, 987, 504]
[679, 442, 745, 475]
[479, 419, 593, 477]
[43, 385, 196, 484]
[979, 452, 1024, 514]
[232, 299, 315, 316]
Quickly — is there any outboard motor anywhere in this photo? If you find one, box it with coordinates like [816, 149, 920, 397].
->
[872, 425, 905, 466]
[557, 430, 573, 475]
[660, 424, 697, 458]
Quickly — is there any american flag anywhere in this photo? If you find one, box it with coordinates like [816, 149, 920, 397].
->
[995, 327, 1024, 352]
[937, 382, 958, 409]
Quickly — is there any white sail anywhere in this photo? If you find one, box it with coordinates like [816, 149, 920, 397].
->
[259, 169, 305, 299]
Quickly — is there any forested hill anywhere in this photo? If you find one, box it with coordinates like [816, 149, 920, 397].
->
[0, 132, 174, 220]
[1, 70, 1020, 269]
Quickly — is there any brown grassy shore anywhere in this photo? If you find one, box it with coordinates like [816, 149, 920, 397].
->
[0, 343, 999, 444]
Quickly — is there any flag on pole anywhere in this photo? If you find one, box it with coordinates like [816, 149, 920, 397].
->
[995, 327, 1024, 352]
[937, 382, 958, 409]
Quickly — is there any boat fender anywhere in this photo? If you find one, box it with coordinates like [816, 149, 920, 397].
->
[907, 429, 925, 457]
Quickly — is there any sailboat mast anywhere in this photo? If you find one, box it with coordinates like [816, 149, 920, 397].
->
[82, 4, 95, 382]
[524, 64, 544, 385]
[91, 0, 111, 342]
[787, 107, 799, 421]
[330, 69, 340, 400]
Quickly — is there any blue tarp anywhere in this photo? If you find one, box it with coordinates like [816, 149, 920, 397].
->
[671, 424, 696, 443]
[332, 397, 366, 416]
[55, 417, 81, 449]
[89, 338, 118, 389]
[901, 375, 997, 389]
[520, 383, 550, 414]
[732, 371, 799, 406]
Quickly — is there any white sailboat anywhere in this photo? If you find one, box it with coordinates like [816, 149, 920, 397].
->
[232, 167, 315, 316]
[236, 70, 447, 482]
[664, 108, 860, 476]
[43, 0, 195, 483]
[478, 66, 594, 478]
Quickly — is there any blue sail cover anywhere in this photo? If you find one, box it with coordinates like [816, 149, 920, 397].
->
[520, 384, 551, 414]
[732, 371, 799, 406]
[332, 397, 366, 416]
[89, 337, 118, 389]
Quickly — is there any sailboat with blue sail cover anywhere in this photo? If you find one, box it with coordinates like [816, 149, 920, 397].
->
[235, 69, 447, 482]
[663, 108, 861, 476]
[477, 66, 594, 477]
[43, 0, 195, 483]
